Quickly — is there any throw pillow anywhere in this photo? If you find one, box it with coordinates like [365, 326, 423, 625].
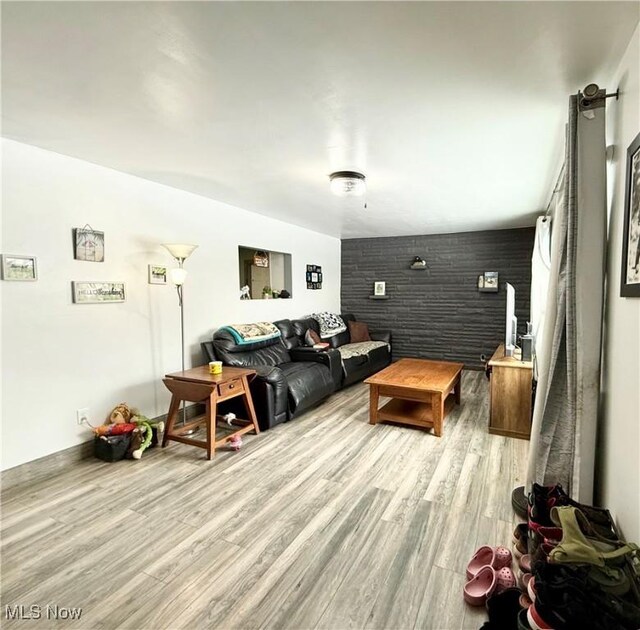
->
[348, 320, 371, 343]
[305, 328, 322, 346]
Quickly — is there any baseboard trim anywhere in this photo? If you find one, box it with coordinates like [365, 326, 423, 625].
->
[1, 403, 204, 491]
[1, 440, 95, 491]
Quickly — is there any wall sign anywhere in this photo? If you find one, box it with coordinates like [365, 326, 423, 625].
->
[72, 281, 125, 304]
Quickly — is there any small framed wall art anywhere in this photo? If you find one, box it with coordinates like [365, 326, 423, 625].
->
[478, 271, 499, 293]
[1, 254, 38, 281]
[306, 264, 323, 289]
[148, 264, 168, 285]
[373, 281, 386, 296]
[73, 226, 105, 262]
[72, 281, 126, 304]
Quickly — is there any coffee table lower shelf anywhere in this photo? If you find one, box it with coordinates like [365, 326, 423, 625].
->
[377, 395, 456, 430]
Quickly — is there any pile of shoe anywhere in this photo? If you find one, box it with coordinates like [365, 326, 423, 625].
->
[523, 483, 640, 629]
[463, 483, 640, 629]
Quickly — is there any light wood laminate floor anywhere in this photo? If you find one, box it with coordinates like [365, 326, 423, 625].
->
[1, 370, 527, 630]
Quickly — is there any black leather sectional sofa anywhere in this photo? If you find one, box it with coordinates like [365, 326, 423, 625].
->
[201, 313, 391, 431]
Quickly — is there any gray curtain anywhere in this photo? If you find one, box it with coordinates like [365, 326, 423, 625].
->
[526, 94, 607, 503]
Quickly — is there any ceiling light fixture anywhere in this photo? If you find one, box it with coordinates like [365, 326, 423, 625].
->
[329, 171, 366, 197]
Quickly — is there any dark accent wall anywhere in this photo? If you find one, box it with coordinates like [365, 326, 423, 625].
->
[341, 227, 535, 369]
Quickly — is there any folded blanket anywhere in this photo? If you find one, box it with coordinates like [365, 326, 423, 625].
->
[310, 312, 347, 339]
[220, 322, 281, 345]
[338, 341, 389, 362]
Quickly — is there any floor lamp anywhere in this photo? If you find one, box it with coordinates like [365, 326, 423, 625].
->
[162, 242, 198, 426]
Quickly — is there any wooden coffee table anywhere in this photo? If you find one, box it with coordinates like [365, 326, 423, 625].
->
[364, 358, 464, 436]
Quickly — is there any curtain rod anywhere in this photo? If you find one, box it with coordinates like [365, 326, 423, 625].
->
[543, 84, 618, 219]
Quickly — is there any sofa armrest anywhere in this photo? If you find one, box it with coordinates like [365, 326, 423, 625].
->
[370, 330, 392, 345]
[290, 347, 342, 390]
[247, 366, 288, 430]
[252, 365, 286, 387]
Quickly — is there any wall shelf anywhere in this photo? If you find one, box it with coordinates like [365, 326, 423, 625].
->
[369, 295, 390, 300]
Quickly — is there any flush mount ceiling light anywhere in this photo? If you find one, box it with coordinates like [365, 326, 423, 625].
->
[329, 171, 366, 197]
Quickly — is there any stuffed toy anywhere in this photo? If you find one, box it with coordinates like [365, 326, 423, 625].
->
[109, 402, 133, 424]
[93, 404, 165, 460]
[129, 412, 164, 458]
[127, 422, 153, 460]
[228, 434, 242, 451]
[218, 412, 237, 427]
[95, 422, 137, 437]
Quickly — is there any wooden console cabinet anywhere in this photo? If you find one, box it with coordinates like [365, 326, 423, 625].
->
[488, 344, 533, 440]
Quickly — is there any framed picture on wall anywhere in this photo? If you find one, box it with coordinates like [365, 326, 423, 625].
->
[1, 254, 38, 281]
[306, 264, 322, 289]
[148, 264, 168, 285]
[620, 131, 640, 297]
[479, 271, 499, 293]
[73, 226, 105, 262]
[373, 281, 386, 296]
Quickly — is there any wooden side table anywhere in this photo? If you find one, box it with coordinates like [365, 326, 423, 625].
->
[488, 344, 533, 440]
[162, 365, 260, 459]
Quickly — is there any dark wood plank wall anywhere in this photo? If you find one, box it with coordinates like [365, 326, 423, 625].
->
[341, 227, 535, 369]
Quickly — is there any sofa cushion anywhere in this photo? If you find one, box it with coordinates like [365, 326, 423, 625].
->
[348, 320, 371, 343]
[338, 340, 392, 387]
[279, 362, 334, 415]
[273, 319, 302, 350]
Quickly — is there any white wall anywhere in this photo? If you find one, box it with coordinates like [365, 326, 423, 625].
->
[1, 139, 340, 470]
[599, 24, 640, 541]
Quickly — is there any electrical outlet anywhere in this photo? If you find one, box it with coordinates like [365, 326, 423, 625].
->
[77, 408, 89, 426]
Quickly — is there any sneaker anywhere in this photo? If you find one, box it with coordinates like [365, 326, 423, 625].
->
[512, 485, 528, 519]
[484, 587, 522, 630]
[532, 562, 640, 629]
[517, 608, 532, 629]
[513, 522, 528, 555]
[528, 484, 616, 540]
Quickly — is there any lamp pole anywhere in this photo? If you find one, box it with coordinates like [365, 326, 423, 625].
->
[176, 261, 186, 424]
[161, 243, 198, 428]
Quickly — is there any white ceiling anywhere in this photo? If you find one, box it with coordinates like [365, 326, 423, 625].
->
[2, 2, 638, 238]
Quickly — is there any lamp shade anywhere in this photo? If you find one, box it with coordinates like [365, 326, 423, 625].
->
[170, 268, 188, 286]
[329, 171, 366, 197]
[162, 243, 198, 260]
